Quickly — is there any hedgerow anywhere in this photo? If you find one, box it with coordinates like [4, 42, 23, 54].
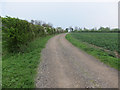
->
[2, 16, 64, 53]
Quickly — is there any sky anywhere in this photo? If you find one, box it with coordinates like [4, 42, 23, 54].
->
[0, 0, 119, 29]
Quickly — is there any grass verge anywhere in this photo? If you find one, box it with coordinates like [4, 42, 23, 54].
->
[2, 35, 53, 88]
[66, 34, 120, 70]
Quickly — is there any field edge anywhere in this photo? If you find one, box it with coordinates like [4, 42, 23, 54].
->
[65, 33, 119, 70]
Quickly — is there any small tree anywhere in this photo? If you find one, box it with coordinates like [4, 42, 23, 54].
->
[31, 20, 34, 24]
[65, 28, 68, 32]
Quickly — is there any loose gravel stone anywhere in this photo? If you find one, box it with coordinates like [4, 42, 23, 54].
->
[35, 34, 118, 88]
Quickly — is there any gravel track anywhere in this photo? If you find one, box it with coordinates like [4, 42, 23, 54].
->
[35, 33, 118, 88]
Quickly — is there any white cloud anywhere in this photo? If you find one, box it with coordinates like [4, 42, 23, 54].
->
[0, 0, 119, 2]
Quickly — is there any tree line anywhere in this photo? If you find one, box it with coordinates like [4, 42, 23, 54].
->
[65, 26, 120, 33]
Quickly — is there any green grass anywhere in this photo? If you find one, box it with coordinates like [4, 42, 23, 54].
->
[2, 35, 53, 88]
[0, 30, 2, 89]
[66, 33, 120, 70]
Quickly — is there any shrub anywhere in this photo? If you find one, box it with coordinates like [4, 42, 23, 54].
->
[2, 16, 65, 53]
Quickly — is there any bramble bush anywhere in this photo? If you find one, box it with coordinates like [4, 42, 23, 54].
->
[2, 16, 64, 53]
[2, 17, 33, 52]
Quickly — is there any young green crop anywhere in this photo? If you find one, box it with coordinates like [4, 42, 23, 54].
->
[71, 33, 119, 54]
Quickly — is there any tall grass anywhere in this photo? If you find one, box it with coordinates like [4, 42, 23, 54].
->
[2, 35, 53, 88]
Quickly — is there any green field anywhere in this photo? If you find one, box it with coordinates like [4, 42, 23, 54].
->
[66, 33, 120, 70]
[2, 35, 53, 88]
[71, 33, 119, 53]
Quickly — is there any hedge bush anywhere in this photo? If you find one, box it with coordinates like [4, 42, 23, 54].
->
[2, 16, 64, 53]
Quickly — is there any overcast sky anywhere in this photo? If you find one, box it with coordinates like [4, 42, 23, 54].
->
[0, 0, 119, 29]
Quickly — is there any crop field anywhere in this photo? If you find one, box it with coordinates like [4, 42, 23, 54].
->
[71, 33, 119, 54]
